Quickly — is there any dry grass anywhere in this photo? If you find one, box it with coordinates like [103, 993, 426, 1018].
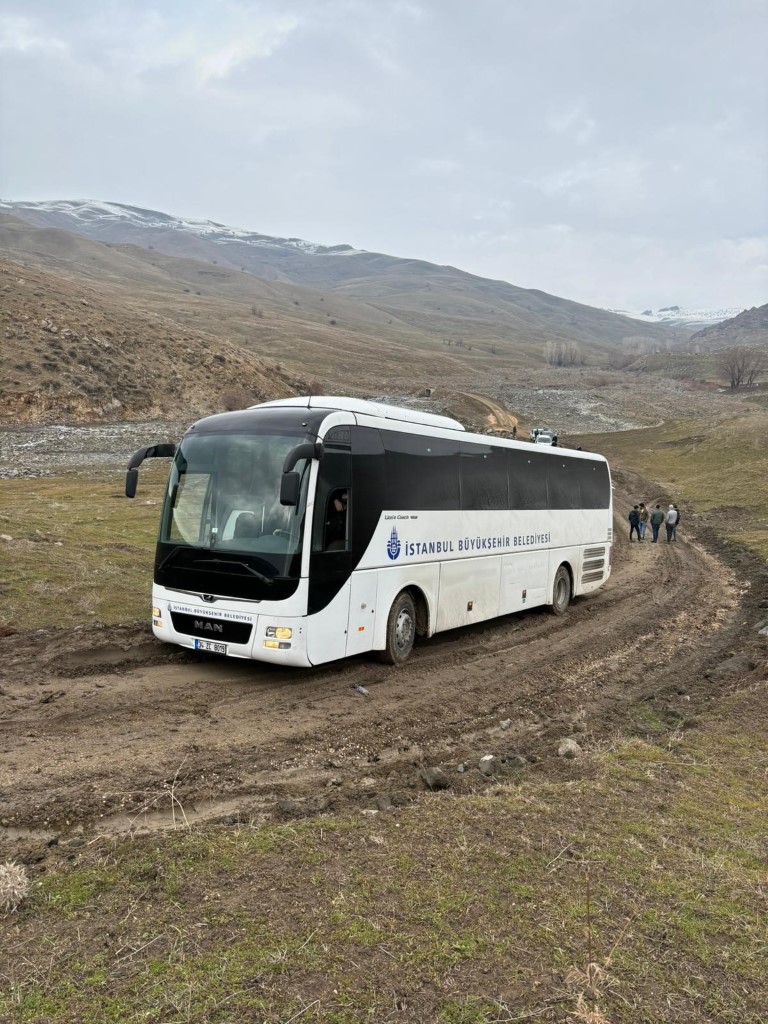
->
[585, 411, 768, 557]
[0, 465, 167, 631]
[2, 680, 766, 1022]
[0, 862, 30, 913]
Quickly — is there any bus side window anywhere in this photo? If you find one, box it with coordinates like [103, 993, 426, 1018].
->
[324, 489, 349, 550]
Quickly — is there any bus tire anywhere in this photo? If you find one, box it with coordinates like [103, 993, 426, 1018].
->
[377, 591, 416, 665]
[551, 564, 571, 615]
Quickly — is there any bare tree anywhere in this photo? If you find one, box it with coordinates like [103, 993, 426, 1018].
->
[544, 341, 584, 367]
[718, 347, 767, 389]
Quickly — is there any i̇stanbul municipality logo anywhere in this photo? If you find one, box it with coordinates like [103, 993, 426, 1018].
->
[386, 526, 401, 560]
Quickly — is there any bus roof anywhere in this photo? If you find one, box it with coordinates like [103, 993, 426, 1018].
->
[252, 396, 466, 432]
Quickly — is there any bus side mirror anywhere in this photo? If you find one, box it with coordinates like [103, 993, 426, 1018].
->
[280, 471, 301, 506]
[125, 443, 177, 499]
[125, 468, 139, 499]
[282, 441, 323, 473]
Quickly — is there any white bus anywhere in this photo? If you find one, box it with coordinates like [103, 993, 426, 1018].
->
[126, 396, 612, 667]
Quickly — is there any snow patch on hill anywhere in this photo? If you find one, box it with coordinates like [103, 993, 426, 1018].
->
[607, 304, 743, 329]
[0, 199, 367, 257]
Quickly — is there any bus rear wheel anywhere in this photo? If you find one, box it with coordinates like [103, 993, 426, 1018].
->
[377, 591, 416, 665]
[551, 564, 571, 615]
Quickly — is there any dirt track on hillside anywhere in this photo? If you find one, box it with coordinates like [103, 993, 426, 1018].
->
[2, 470, 766, 863]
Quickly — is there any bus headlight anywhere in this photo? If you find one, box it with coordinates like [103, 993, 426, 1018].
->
[266, 626, 292, 640]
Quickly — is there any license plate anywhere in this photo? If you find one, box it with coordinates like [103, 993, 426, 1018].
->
[194, 639, 228, 655]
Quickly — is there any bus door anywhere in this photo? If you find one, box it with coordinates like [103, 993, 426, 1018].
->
[307, 449, 352, 663]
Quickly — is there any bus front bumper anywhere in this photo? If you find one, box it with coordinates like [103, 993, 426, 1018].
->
[150, 597, 311, 667]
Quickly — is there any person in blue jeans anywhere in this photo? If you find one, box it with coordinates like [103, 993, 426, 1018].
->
[628, 505, 641, 542]
[638, 502, 649, 540]
[649, 504, 664, 542]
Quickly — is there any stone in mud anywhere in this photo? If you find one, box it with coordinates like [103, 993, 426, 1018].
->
[419, 767, 450, 791]
[557, 738, 583, 759]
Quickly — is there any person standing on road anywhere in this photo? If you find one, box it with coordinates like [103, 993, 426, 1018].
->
[628, 505, 641, 542]
[673, 503, 681, 539]
[665, 504, 679, 542]
[650, 504, 665, 543]
[638, 502, 649, 541]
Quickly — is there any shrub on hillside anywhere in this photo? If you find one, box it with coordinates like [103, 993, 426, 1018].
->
[221, 388, 253, 411]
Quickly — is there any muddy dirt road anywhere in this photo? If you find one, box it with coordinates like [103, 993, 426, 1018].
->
[1, 472, 765, 861]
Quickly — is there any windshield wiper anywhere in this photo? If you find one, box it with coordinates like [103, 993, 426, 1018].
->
[192, 558, 275, 585]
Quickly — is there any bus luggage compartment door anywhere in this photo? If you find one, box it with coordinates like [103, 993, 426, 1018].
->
[436, 556, 501, 633]
[499, 551, 548, 615]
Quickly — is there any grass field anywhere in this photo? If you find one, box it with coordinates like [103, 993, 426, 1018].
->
[585, 412, 768, 558]
[0, 464, 167, 632]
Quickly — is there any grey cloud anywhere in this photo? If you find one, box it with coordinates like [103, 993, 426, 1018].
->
[0, 0, 766, 308]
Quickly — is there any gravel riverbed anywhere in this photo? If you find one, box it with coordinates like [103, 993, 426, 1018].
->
[0, 421, 188, 476]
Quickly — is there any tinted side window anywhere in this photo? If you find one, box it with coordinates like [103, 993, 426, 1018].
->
[547, 458, 582, 510]
[311, 452, 351, 551]
[460, 442, 509, 510]
[578, 460, 610, 508]
[509, 449, 548, 509]
[382, 430, 461, 510]
[351, 426, 387, 562]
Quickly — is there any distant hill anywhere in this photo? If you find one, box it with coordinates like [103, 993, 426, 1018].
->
[688, 304, 768, 352]
[0, 254, 304, 424]
[0, 199, 677, 361]
[0, 213, 471, 393]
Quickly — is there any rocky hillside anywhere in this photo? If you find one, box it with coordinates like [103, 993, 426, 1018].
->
[688, 304, 768, 352]
[0, 257, 304, 425]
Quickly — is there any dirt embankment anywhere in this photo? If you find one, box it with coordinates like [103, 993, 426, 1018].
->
[2, 471, 766, 864]
[451, 392, 520, 433]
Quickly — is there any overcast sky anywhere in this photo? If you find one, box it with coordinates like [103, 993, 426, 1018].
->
[1, 0, 766, 310]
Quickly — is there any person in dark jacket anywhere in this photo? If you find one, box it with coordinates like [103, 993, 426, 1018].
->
[628, 505, 641, 542]
[324, 489, 349, 549]
[650, 504, 665, 542]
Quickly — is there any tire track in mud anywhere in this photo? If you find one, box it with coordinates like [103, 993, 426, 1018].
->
[0, 484, 751, 850]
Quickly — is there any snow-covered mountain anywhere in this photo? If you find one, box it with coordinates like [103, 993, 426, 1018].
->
[606, 304, 744, 330]
[0, 198, 366, 257]
[1, 202, 748, 335]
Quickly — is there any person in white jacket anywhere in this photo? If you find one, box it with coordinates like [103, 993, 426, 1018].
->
[665, 504, 679, 543]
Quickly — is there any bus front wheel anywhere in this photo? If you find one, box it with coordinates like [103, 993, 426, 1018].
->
[377, 591, 416, 665]
[551, 565, 571, 615]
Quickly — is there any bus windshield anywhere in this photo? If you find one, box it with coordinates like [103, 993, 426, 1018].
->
[159, 431, 311, 579]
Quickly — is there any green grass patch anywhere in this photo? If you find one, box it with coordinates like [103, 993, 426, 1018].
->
[628, 351, 720, 381]
[0, 465, 167, 630]
[586, 410, 768, 559]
